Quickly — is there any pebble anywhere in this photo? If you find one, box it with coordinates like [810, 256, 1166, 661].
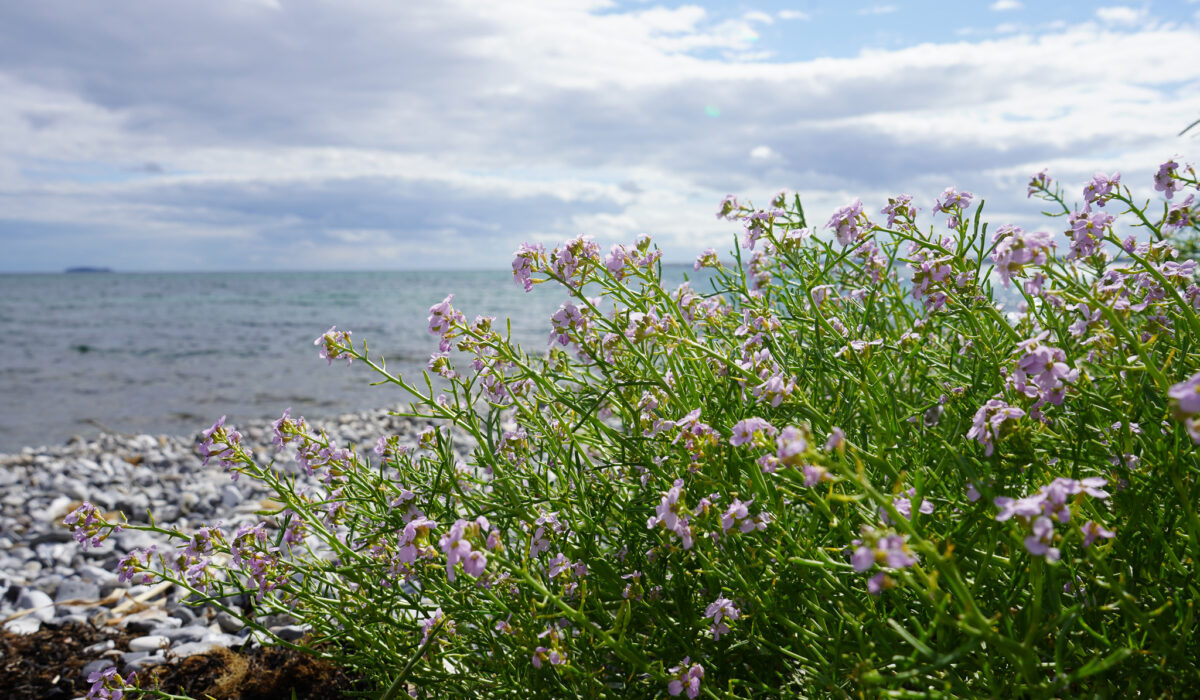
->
[168, 640, 221, 660]
[216, 611, 245, 633]
[3, 616, 41, 635]
[0, 407, 469, 673]
[81, 658, 115, 678]
[17, 589, 54, 622]
[128, 635, 170, 653]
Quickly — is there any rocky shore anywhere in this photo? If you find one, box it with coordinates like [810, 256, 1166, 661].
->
[0, 407, 449, 698]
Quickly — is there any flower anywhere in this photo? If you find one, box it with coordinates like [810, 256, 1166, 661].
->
[512, 242, 544, 292]
[729, 417, 776, 446]
[1154, 159, 1180, 199]
[966, 399, 1025, 456]
[716, 194, 740, 220]
[85, 667, 138, 700]
[882, 488, 933, 524]
[991, 225, 1054, 287]
[721, 498, 768, 534]
[1027, 169, 1051, 198]
[1082, 520, 1116, 548]
[440, 518, 487, 582]
[420, 607, 453, 645]
[647, 479, 695, 550]
[604, 244, 628, 279]
[881, 194, 917, 228]
[314, 326, 353, 365]
[826, 199, 867, 247]
[1168, 372, 1200, 417]
[704, 597, 740, 640]
[1083, 171, 1120, 206]
[668, 657, 704, 698]
[933, 187, 973, 228]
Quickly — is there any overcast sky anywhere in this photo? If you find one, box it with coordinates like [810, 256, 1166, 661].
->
[1, 0, 1197, 272]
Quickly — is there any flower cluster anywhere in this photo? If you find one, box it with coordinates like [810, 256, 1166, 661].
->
[826, 198, 869, 247]
[850, 527, 919, 595]
[512, 241, 544, 292]
[720, 498, 770, 534]
[1008, 332, 1078, 420]
[1066, 208, 1115, 260]
[314, 325, 353, 365]
[62, 501, 116, 550]
[995, 477, 1113, 561]
[991, 224, 1054, 288]
[199, 415, 243, 474]
[966, 398, 1025, 456]
[84, 667, 138, 700]
[881, 194, 917, 229]
[667, 657, 704, 698]
[932, 187, 973, 229]
[440, 517, 490, 582]
[1082, 171, 1121, 206]
[428, 294, 466, 352]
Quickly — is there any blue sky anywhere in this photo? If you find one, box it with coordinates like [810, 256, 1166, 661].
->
[0, 0, 1197, 271]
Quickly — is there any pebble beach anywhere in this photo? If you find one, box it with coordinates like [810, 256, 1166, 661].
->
[0, 406, 454, 697]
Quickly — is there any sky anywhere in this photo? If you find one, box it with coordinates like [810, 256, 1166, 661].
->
[0, 0, 1198, 272]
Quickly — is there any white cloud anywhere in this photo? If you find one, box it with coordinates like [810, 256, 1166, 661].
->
[857, 4, 898, 15]
[1095, 6, 1147, 25]
[749, 145, 779, 160]
[989, 0, 1022, 10]
[778, 10, 811, 21]
[0, 1, 1197, 271]
[743, 10, 774, 25]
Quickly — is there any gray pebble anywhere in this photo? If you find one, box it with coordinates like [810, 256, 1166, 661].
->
[81, 658, 115, 679]
[270, 625, 308, 642]
[216, 611, 245, 634]
[162, 625, 208, 643]
[17, 589, 54, 622]
[55, 579, 100, 603]
[83, 639, 116, 655]
[124, 652, 167, 673]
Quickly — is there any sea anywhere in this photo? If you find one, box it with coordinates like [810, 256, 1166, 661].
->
[0, 267, 709, 453]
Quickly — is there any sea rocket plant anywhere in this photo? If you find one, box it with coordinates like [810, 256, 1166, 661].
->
[63, 159, 1200, 698]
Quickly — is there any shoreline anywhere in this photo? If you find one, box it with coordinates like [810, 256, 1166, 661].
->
[0, 404, 462, 691]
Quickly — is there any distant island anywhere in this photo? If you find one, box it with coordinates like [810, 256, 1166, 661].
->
[64, 266, 113, 273]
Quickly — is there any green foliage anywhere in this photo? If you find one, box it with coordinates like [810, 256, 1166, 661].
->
[77, 163, 1200, 698]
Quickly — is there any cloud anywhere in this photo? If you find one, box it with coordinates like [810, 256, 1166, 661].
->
[857, 4, 898, 16]
[749, 145, 779, 161]
[1095, 6, 1148, 26]
[778, 10, 811, 21]
[0, 1, 1196, 271]
[989, 0, 1022, 10]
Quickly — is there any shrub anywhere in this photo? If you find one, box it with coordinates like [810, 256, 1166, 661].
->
[74, 160, 1200, 698]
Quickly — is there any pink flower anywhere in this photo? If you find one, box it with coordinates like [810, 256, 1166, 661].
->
[824, 427, 845, 452]
[314, 326, 353, 365]
[729, 417, 776, 446]
[1169, 372, 1200, 417]
[704, 597, 740, 640]
[1081, 520, 1116, 548]
[667, 657, 704, 698]
[826, 199, 867, 247]
[512, 242, 544, 292]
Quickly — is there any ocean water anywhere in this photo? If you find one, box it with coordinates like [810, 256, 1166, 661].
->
[0, 267, 708, 452]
